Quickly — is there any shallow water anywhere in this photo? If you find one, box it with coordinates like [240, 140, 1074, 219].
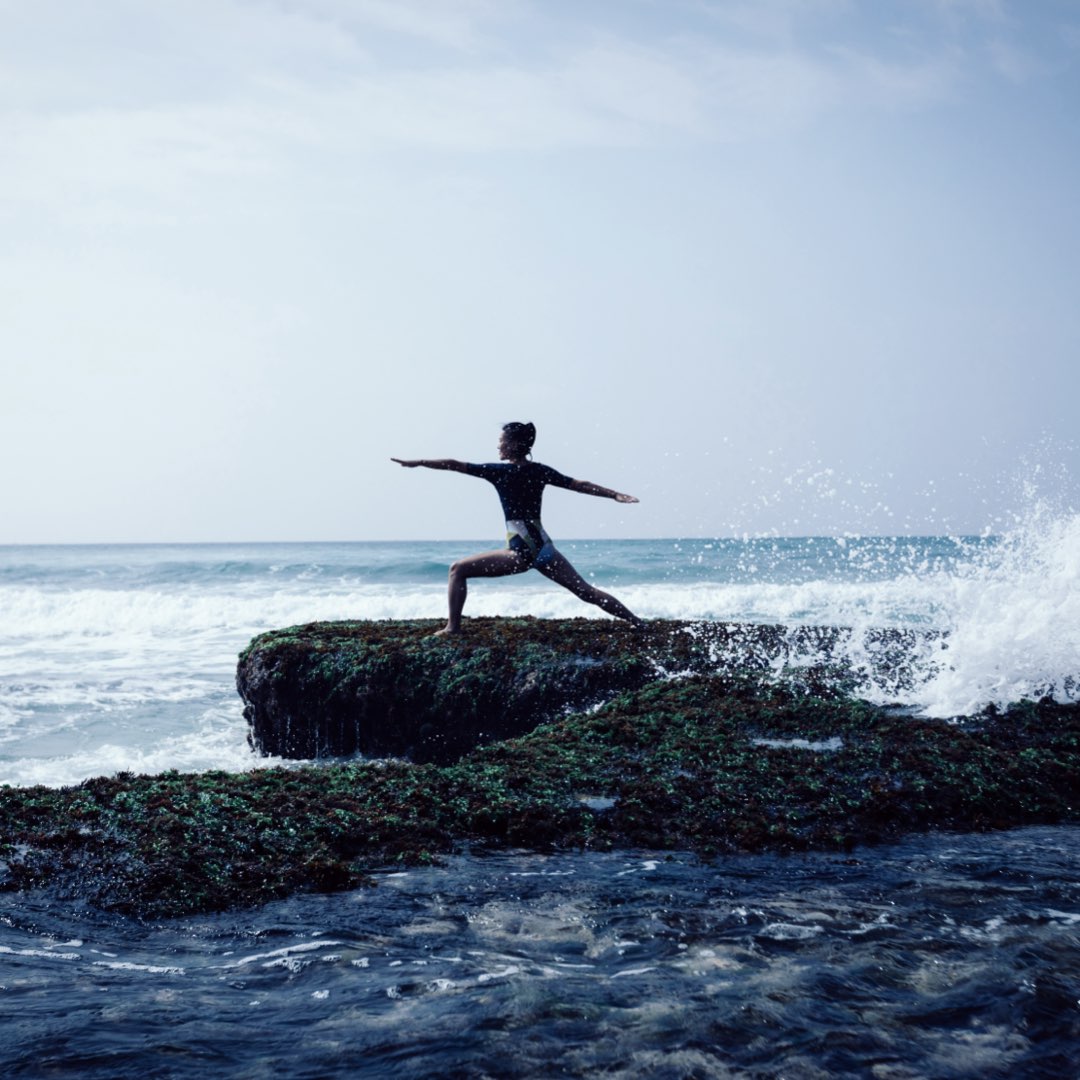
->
[3, 826, 1078, 1078]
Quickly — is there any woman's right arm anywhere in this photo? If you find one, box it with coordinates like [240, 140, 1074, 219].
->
[391, 458, 470, 473]
[567, 478, 639, 503]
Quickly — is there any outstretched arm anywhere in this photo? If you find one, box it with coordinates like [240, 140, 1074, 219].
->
[568, 478, 639, 503]
[391, 458, 470, 473]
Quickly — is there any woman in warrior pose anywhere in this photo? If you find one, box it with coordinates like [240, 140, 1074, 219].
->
[392, 422, 642, 635]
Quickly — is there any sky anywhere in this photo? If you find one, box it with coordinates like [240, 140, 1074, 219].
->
[3, 0, 1079, 543]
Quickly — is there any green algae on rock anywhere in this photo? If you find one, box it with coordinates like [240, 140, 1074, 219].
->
[2, 675, 1077, 918]
[237, 617, 942, 762]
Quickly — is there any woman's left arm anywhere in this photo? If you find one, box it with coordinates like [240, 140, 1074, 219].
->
[569, 479, 639, 503]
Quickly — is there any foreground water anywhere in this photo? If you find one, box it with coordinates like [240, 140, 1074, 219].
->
[3, 827, 1078, 1078]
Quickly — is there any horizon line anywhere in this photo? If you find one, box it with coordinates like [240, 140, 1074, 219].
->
[0, 532, 999, 548]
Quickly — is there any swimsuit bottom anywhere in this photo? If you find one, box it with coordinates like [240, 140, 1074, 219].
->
[506, 519, 557, 569]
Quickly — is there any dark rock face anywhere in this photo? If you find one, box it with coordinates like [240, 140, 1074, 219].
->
[237, 617, 944, 763]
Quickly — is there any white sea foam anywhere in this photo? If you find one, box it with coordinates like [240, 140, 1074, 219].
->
[225, 941, 347, 969]
[0, 573, 962, 642]
[91, 960, 186, 975]
[753, 737, 844, 752]
[0, 944, 81, 961]
[915, 508, 1080, 716]
[0, 706, 297, 788]
[673, 509, 1080, 717]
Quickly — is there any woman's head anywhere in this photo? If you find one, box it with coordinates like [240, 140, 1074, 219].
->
[499, 421, 536, 460]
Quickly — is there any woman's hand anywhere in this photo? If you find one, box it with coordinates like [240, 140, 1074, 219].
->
[391, 458, 421, 467]
[615, 493, 639, 504]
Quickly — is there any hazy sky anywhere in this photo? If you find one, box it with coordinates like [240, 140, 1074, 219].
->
[4, 0, 1078, 543]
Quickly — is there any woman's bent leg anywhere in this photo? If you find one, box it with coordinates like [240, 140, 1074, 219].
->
[440, 549, 529, 634]
[536, 549, 641, 625]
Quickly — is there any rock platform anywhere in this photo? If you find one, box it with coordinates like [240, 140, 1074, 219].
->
[1, 619, 1076, 918]
[237, 617, 940, 762]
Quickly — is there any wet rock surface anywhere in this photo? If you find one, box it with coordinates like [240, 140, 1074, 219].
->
[1, 621, 1076, 918]
[237, 617, 941, 762]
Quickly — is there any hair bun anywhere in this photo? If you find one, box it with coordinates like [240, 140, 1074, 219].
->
[502, 421, 536, 448]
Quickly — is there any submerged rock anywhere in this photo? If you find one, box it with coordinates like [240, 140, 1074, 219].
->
[237, 617, 942, 762]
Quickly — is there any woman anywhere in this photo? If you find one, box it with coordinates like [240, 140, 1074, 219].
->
[392, 422, 642, 635]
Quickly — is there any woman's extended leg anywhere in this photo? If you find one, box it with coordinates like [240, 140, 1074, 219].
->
[535, 549, 642, 625]
[439, 549, 530, 635]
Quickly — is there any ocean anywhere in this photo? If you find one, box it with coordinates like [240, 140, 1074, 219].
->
[2, 524, 1079, 1076]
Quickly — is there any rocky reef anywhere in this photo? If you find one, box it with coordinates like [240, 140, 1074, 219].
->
[237, 617, 941, 762]
[2, 618, 1077, 918]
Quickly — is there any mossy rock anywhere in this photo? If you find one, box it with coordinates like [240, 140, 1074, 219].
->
[1, 675, 1077, 918]
[237, 617, 941, 762]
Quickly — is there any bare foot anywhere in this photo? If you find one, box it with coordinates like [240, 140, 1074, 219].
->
[432, 625, 461, 637]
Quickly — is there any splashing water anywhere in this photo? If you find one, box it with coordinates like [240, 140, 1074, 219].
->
[671, 505, 1080, 717]
[914, 506, 1080, 716]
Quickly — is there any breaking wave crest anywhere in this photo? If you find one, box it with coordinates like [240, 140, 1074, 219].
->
[912, 506, 1080, 715]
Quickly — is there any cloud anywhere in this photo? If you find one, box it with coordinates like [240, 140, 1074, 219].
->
[927, 0, 1007, 23]
[825, 45, 960, 109]
[0, 103, 279, 230]
[984, 38, 1041, 83]
[0, 0, 1066, 233]
[299, 0, 523, 53]
[0, 0, 368, 110]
